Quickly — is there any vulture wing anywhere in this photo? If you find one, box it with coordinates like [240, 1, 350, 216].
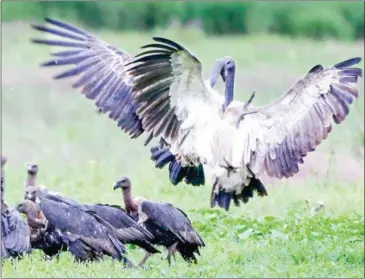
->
[85, 204, 154, 241]
[1, 208, 31, 259]
[141, 201, 205, 246]
[37, 196, 128, 262]
[236, 57, 362, 179]
[127, 37, 224, 165]
[31, 18, 143, 139]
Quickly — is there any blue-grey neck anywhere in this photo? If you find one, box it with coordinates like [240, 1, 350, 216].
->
[222, 66, 235, 112]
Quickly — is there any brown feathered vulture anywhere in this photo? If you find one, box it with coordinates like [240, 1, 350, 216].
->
[1, 155, 32, 259]
[31, 18, 362, 212]
[113, 177, 205, 265]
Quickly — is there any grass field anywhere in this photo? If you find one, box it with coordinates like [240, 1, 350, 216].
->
[1, 20, 364, 278]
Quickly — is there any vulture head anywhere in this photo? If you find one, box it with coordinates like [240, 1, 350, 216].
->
[209, 56, 235, 112]
[27, 164, 39, 175]
[113, 176, 131, 191]
[16, 199, 38, 217]
[24, 186, 38, 202]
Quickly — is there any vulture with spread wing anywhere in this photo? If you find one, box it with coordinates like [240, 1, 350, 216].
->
[114, 177, 205, 265]
[32, 18, 362, 211]
[1, 155, 32, 259]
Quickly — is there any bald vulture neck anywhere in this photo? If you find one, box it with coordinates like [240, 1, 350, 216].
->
[122, 188, 138, 214]
[26, 172, 37, 187]
[222, 67, 235, 112]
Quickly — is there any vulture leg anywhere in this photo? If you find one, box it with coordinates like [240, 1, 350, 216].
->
[219, 157, 239, 178]
[210, 179, 220, 207]
[138, 251, 152, 267]
[166, 241, 179, 266]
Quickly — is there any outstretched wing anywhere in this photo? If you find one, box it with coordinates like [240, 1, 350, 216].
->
[141, 201, 204, 246]
[126, 37, 223, 164]
[31, 18, 143, 139]
[237, 57, 362, 179]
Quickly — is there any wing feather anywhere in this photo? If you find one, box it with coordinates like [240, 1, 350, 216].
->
[126, 37, 223, 165]
[238, 57, 362, 179]
[31, 18, 144, 139]
[141, 201, 204, 246]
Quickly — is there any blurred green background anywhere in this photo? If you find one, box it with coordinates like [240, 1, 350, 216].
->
[1, 1, 364, 277]
[2, 1, 364, 41]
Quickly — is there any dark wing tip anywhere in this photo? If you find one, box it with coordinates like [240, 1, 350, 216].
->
[308, 64, 324, 74]
[152, 37, 185, 51]
[334, 57, 362, 69]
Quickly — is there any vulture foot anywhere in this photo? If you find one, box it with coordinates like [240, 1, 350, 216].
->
[219, 157, 239, 177]
[138, 252, 152, 267]
[166, 241, 178, 266]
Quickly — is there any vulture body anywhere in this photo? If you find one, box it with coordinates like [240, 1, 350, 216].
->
[82, 203, 161, 263]
[17, 197, 132, 265]
[32, 18, 362, 211]
[30, 18, 230, 189]
[1, 155, 31, 259]
[22, 164, 160, 264]
[114, 177, 205, 265]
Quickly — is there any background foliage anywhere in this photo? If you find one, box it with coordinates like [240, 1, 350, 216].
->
[1, 1, 364, 278]
[2, 1, 364, 41]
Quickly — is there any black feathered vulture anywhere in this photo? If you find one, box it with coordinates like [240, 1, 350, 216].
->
[22, 164, 160, 265]
[1, 155, 32, 259]
[82, 203, 161, 266]
[31, 18, 363, 212]
[113, 177, 205, 265]
[30, 18, 235, 189]
[17, 197, 133, 266]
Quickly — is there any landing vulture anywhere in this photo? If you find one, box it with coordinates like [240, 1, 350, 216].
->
[32, 18, 362, 211]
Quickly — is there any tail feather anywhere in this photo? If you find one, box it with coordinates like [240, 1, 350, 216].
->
[150, 145, 205, 186]
[211, 178, 268, 211]
[177, 243, 200, 264]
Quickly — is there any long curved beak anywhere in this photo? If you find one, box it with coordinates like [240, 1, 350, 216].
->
[209, 58, 226, 88]
[222, 67, 235, 111]
[113, 183, 121, 191]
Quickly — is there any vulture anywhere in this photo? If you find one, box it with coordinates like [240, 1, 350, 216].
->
[32, 18, 363, 211]
[17, 197, 133, 265]
[1, 155, 32, 259]
[113, 176, 205, 265]
[22, 163, 160, 265]
[81, 203, 161, 266]
[30, 18, 230, 188]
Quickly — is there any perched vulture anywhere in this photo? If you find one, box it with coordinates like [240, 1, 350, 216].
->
[113, 177, 205, 265]
[32, 18, 362, 211]
[1, 155, 32, 259]
[17, 197, 132, 265]
[21, 164, 159, 265]
[82, 203, 161, 266]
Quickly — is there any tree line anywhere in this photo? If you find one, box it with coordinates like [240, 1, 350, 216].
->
[2, 1, 364, 41]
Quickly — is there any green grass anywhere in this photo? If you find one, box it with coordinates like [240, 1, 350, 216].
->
[1, 21, 364, 278]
